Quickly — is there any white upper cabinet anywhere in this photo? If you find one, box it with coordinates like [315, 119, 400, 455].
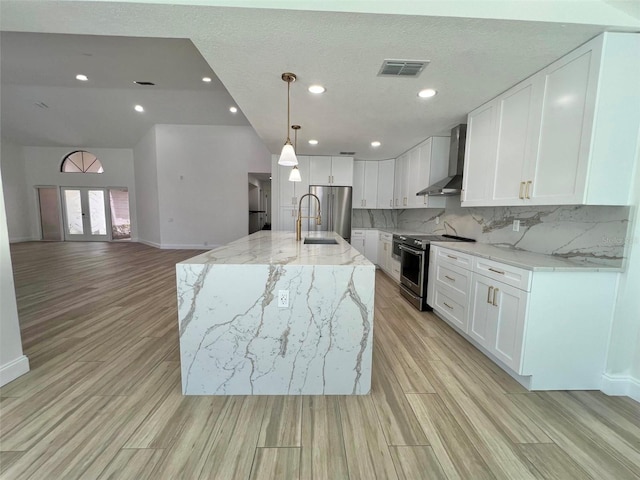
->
[461, 102, 498, 205]
[394, 153, 408, 207]
[309, 156, 332, 185]
[462, 32, 639, 207]
[352, 161, 379, 208]
[492, 78, 543, 205]
[330, 156, 354, 185]
[309, 156, 354, 186]
[293, 155, 311, 204]
[411, 137, 448, 209]
[376, 159, 395, 209]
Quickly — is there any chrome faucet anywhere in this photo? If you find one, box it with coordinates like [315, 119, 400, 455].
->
[296, 193, 322, 241]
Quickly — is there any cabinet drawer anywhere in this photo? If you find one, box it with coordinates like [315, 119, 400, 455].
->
[473, 257, 531, 291]
[436, 247, 473, 270]
[433, 285, 468, 332]
[380, 232, 392, 242]
[435, 263, 471, 298]
[391, 258, 401, 282]
[352, 230, 365, 238]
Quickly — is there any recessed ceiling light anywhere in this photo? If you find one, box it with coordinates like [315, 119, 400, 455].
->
[308, 85, 326, 94]
[75, 74, 88, 81]
[229, 106, 238, 113]
[202, 77, 212, 83]
[418, 88, 437, 98]
[308, 139, 319, 145]
[371, 141, 381, 147]
[134, 105, 144, 113]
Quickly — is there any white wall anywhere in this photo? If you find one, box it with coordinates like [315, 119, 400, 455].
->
[154, 124, 271, 248]
[21, 146, 138, 240]
[0, 166, 30, 386]
[605, 138, 640, 400]
[133, 127, 161, 246]
[0, 140, 35, 242]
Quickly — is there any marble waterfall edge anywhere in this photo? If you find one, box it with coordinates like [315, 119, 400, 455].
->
[177, 262, 374, 395]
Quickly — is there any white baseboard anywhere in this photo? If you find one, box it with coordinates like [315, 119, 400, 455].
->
[9, 236, 38, 243]
[137, 239, 162, 249]
[601, 373, 640, 402]
[0, 355, 30, 387]
[159, 243, 217, 250]
[136, 239, 216, 250]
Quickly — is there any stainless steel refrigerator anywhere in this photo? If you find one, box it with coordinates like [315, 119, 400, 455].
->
[307, 185, 352, 242]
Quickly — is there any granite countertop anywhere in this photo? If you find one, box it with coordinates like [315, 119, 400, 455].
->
[430, 241, 624, 272]
[180, 231, 373, 267]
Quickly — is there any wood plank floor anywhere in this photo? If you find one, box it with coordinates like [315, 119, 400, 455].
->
[1, 241, 639, 479]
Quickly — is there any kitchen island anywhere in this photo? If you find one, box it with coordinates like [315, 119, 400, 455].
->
[176, 231, 375, 395]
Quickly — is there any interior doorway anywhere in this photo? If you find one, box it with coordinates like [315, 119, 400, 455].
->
[248, 173, 271, 234]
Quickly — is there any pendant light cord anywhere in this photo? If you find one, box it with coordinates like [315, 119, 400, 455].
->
[286, 80, 291, 142]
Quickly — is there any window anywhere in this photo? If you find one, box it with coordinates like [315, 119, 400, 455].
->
[61, 150, 104, 173]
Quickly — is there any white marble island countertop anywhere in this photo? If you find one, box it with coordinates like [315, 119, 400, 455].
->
[181, 231, 372, 266]
[430, 241, 624, 272]
[176, 231, 375, 396]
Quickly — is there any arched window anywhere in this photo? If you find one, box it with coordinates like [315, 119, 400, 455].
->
[61, 151, 104, 173]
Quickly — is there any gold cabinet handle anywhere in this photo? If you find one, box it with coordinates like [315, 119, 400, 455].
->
[488, 267, 505, 275]
[443, 302, 454, 310]
[519, 182, 525, 200]
[447, 254, 458, 260]
[487, 286, 494, 304]
[390, 199, 393, 207]
[525, 181, 532, 199]
[492, 288, 499, 306]
[444, 275, 455, 282]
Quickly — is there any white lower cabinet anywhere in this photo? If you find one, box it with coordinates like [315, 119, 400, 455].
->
[469, 273, 528, 372]
[390, 258, 401, 283]
[351, 230, 366, 255]
[430, 245, 618, 390]
[352, 229, 378, 265]
[365, 230, 378, 265]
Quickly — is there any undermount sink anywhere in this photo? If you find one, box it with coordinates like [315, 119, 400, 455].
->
[304, 237, 338, 245]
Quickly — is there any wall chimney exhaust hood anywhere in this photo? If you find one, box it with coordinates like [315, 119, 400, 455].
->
[417, 124, 467, 196]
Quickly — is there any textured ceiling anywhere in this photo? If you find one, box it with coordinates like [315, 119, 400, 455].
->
[1, 0, 638, 159]
[0, 33, 249, 148]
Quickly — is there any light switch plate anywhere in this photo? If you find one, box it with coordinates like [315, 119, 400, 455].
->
[513, 220, 520, 232]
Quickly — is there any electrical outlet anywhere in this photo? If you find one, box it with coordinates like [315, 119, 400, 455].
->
[278, 290, 289, 308]
[435, 216, 440, 225]
[512, 220, 520, 232]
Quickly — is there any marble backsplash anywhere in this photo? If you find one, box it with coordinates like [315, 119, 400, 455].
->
[351, 209, 397, 229]
[353, 200, 630, 266]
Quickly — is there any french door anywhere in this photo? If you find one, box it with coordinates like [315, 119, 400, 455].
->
[61, 187, 111, 241]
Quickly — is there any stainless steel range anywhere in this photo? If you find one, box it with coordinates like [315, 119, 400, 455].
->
[394, 234, 475, 311]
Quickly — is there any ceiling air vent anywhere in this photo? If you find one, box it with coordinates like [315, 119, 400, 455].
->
[134, 81, 156, 86]
[378, 60, 429, 77]
[340, 151, 356, 155]
[34, 102, 49, 109]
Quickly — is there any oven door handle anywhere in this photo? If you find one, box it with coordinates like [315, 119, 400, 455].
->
[399, 244, 424, 256]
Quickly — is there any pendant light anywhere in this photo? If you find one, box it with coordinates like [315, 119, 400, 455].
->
[289, 125, 302, 182]
[278, 72, 298, 166]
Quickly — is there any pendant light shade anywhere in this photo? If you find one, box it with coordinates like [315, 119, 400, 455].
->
[279, 142, 298, 166]
[288, 124, 302, 180]
[289, 166, 302, 182]
[278, 73, 298, 166]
